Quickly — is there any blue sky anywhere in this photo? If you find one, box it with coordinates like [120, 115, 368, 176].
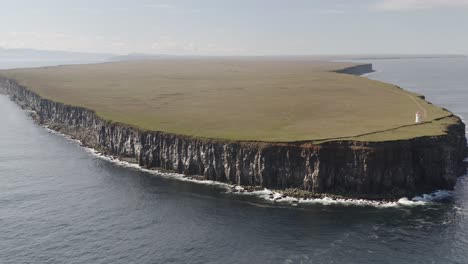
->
[0, 0, 467, 55]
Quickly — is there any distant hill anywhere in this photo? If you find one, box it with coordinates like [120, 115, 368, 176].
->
[0, 48, 114, 61]
[109, 53, 467, 62]
[108, 53, 181, 61]
[2, 48, 465, 63]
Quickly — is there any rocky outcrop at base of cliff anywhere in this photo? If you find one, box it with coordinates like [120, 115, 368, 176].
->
[1, 77, 466, 200]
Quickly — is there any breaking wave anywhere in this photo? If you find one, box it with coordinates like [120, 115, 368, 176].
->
[232, 187, 452, 208]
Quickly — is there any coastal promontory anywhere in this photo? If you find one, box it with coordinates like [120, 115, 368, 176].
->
[0, 59, 465, 199]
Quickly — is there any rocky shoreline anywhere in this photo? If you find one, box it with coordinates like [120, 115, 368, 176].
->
[1, 72, 466, 200]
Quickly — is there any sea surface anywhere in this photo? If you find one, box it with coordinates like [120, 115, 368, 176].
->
[0, 58, 467, 264]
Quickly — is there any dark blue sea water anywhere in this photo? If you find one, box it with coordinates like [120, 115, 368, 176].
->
[0, 58, 467, 264]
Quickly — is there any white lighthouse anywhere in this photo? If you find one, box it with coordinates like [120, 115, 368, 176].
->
[415, 111, 422, 123]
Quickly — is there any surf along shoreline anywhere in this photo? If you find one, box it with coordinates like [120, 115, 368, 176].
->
[0, 62, 466, 201]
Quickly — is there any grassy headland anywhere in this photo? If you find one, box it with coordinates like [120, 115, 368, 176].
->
[0, 58, 454, 142]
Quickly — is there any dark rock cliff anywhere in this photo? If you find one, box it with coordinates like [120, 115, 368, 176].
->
[1, 77, 466, 199]
[334, 63, 374, 75]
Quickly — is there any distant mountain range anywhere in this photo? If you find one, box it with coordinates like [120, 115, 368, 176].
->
[0, 48, 465, 62]
[108, 53, 179, 61]
[109, 53, 467, 61]
[0, 48, 114, 61]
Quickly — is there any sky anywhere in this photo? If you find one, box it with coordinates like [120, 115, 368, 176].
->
[0, 0, 467, 55]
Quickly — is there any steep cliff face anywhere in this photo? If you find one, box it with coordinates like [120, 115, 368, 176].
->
[1, 77, 466, 199]
[334, 63, 374, 75]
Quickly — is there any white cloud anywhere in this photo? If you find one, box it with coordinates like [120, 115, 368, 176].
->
[0, 31, 244, 55]
[111, 7, 130, 11]
[143, 3, 202, 14]
[71, 7, 102, 15]
[144, 3, 174, 9]
[373, 0, 468, 10]
[150, 36, 244, 55]
[308, 4, 349, 15]
[0, 31, 129, 54]
[310, 8, 346, 15]
[110, 42, 127, 47]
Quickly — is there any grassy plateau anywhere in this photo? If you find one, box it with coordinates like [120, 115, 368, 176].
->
[0, 58, 455, 142]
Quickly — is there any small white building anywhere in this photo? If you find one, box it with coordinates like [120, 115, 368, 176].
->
[415, 111, 422, 123]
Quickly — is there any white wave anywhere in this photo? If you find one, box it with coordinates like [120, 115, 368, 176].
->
[360, 70, 378, 77]
[43, 125, 453, 208]
[411, 190, 453, 203]
[230, 186, 449, 208]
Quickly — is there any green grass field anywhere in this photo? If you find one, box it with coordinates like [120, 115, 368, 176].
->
[0, 59, 454, 142]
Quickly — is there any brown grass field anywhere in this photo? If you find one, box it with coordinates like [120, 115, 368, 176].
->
[0, 58, 454, 142]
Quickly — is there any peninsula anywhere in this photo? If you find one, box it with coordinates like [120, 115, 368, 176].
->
[0, 59, 466, 200]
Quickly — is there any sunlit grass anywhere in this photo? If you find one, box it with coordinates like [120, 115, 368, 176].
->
[0, 59, 454, 142]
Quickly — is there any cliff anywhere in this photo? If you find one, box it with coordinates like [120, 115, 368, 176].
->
[334, 63, 374, 75]
[1, 77, 466, 200]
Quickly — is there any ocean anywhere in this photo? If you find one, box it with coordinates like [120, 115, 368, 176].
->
[0, 58, 467, 263]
